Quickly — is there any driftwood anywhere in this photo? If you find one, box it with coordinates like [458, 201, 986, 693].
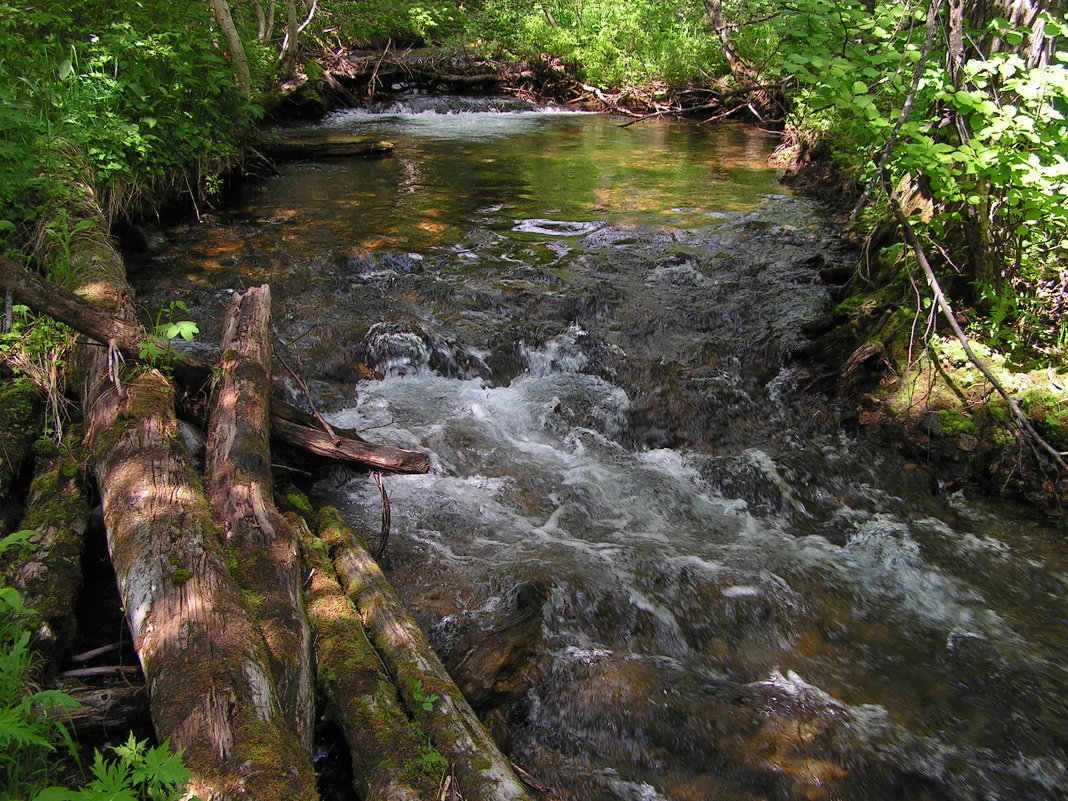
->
[298, 516, 442, 800]
[261, 132, 395, 159]
[0, 256, 429, 475]
[205, 284, 315, 748]
[317, 507, 535, 801]
[8, 445, 90, 679]
[70, 201, 318, 801]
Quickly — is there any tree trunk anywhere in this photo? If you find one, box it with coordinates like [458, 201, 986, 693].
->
[252, 0, 268, 43]
[69, 201, 318, 801]
[317, 507, 535, 801]
[298, 517, 442, 800]
[209, 0, 253, 98]
[0, 256, 430, 475]
[703, 0, 758, 82]
[8, 443, 90, 679]
[279, 0, 300, 77]
[205, 284, 315, 749]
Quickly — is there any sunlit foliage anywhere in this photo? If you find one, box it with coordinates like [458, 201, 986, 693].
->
[0, 1, 257, 243]
[742, 0, 1068, 361]
[462, 0, 727, 87]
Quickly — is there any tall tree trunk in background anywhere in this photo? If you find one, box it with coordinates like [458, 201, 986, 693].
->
[253, 0, 278, 44]
[975, 0, 1057, 66]
[209, 0, 253, 98]
[279, 0, 300, 77]
[703, 0, 752, 80]
[950, 0, 997, 289]
[949, 0, 1055, 288]
[251, 0, 268, 43]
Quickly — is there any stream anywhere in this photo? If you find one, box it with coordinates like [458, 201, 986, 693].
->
[132, 98, 1067, 801]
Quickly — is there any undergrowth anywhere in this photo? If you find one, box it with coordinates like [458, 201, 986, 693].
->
[0, 531, 195, 801]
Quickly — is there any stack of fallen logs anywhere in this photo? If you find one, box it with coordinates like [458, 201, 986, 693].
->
[0, 201, 535, 800]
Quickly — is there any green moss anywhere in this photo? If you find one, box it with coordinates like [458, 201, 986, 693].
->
[242, 588, 265, 611]
[32, 436, 60, 460]
[287, 491, 313, 514]
[937, 409, 978, 437]
[171, 568, 193, 585]
[403, 746, 448, 781]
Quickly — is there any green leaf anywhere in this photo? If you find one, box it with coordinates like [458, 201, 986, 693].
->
[0, 707, 53, 749]
[30, 788, 78, 801]
[173, 321, 198, 342]
[57, 59, 73, 81]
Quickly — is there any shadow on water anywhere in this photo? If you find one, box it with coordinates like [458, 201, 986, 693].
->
[133, 99, 1068, 801]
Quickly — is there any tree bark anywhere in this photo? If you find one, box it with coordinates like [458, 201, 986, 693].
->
[317, 507, 535, 801]
[279, 0, 300, 77]
[205, 284, 315, 749]
[298, 517, 442, 801]
[209, 0, 253, 98]
[8, 444, 90, 679]
[0, 256, 430, 475]
[69, 202, 319, 801]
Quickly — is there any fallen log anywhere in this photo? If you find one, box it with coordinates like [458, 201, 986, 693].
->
[0, 378, 41, 533]
[0, 256, 429, 474]
[298, 516, 442, 800]
[8, 441, 90, 679]
[317, 506, 535, 801]
[205, 284, 314, 749]
[69, 202, 319, 801]
[260, 132, 395, 160]
[55, 680, 151, 739]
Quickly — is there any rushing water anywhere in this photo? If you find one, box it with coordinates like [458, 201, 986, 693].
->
[134, 98, 1068, 801]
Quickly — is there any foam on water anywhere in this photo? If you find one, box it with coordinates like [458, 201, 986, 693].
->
[324, 100, 591, 141]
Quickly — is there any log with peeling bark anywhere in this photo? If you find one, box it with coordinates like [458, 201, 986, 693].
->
[0, 255, 429, 475]
[205, 284, 315, 749]
[317, 506, 535, 801]
[8, 445, 90, 679]
[297, 516, 442, 801]
[69, 204, 319, 801]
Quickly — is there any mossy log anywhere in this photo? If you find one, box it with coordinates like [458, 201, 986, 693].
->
[69, 202, 318, 801]
[0, 378, 42, 533]
[260, 133, 395, 160]
[205, 284, 315, 749]
[298, 517, 443, 801]
[317, 506, 535, 801]
[0, 255, 429, 475]
[8, 441, 90, 678]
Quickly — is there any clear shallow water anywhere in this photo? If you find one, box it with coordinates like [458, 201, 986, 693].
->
[136, 100, 1068, 801]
